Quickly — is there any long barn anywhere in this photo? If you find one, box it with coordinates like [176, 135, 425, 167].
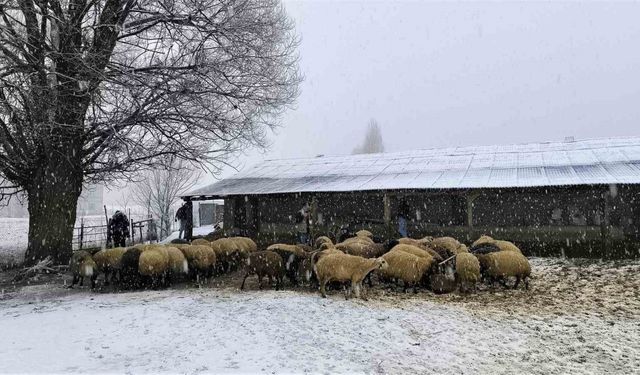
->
[183, 137, 640, 258]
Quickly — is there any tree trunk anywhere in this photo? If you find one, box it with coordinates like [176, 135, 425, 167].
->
[24, 159, 83, 266]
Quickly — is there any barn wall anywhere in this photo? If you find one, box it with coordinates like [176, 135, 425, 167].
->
[221, 184, 640, 258]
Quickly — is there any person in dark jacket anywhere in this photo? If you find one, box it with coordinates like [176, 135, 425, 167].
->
[110, 210, 130, 247]
[397, 199, 411, 238]
[175, 203, 188, 239]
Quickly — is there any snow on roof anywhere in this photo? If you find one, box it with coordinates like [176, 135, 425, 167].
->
[186, 137, 640, 197]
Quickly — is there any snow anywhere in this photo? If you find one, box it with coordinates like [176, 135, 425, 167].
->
[1, 257, 639, 373]
[189, 136, 640, 196]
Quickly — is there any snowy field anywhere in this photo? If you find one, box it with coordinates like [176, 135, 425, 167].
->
[0, 257, 639, 374]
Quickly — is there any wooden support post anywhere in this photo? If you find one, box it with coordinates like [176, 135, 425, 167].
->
[383, 193, 392, 238]
[185, 200, 194, 240]
[601, 189, 611, 253]
[466, 191, 481, 241]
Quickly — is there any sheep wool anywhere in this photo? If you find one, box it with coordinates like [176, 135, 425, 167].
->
[392, 244, 440, 261]
[165, 246, 189, 275]
[179, 245, 211, 272]
[318, 242, 335, 251]
[455, 252, 481, 292]
[69, 251, 97, 288]
[355, 229, 374, 239]
[472, 235, 523, 254]
[341, 236, 374, 245]
[93, 247, 127, 272]
[230, 237, 258, 253]
[138, 248, 169, 277]
[240, 250, 285, 290]
[314, 236, 333, 249]
[191, 238, 211, 246]
[477, 251, 531, 289]
[430, 237, 468, 255]
[315, 253, 388, 300]
[380, 250, 435, 291]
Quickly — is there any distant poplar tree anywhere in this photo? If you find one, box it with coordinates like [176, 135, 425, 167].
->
[353, 119, 385, 154]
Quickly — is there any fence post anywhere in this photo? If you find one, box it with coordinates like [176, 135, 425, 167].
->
[79, 218, 84, 250]
[130, 218, 134, 245]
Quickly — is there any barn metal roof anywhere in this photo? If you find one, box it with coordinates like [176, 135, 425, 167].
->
[185, 137, 640, 197]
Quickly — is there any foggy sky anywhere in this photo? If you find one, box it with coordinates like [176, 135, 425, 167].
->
[106, 1, 640, 203]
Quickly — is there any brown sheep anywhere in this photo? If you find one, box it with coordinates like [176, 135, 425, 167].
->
[355, 229, 374, 239]
[191, 238, 210, 246]
[93, 247, 127, 285]
[69, 251, 97, 289]
[472, 235, 523, 254]
[138, 248, 169, 287]
[379, 250, 436, 293]
[475, 251, 531, 289]
[455, 252, 481, 293]
[314, 236, 334, 249]
[429, 236, 468, 255]
[315, 253, 388, 300]
[240, 250, 285, 291]
[392, 243, 443, 263]
[266, 243, 310, 286]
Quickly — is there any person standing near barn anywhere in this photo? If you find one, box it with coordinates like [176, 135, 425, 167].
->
[175, 203, 188, 239]
[295, 203, 310, 244]
[397, 199, 411, 238]
[109, 210, 130, 247]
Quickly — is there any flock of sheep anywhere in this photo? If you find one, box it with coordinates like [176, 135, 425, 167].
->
[69, 231, 531, 300]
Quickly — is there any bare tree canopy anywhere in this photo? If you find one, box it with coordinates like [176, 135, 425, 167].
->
[353, 119, 384, 154]
[131, 157, 201, 239]
[0, 0, 302, 264]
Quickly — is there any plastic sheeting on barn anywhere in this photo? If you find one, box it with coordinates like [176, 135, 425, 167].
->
[186, 137, 640, 197]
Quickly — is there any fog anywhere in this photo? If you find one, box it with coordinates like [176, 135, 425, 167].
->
[106, 0, 640, 202]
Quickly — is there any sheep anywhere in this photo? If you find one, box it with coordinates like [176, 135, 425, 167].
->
[318, 242, 335, 251]
[120, 247, 143, 289]
[315, 253, 388, 300]
[69, 251, 97, 289]
[266, 243, 310, 286]
[475, 251, 531, 289]
[191, 238, 211, 246]
[92, 247, 127, 285]
[339, 239, 399, 259]
[379, 250, 435, 293]
[429, 236, 469, 255]
[138, 248, 169, 288]
[311, 248, 344, 265]
[340, 236, 374, 246]
[455, 252, 481, 293]
[229, 236, 258, 253]
[355, 229, 374, 239]
[469, 243, 502, 255]
[314, 236, 333, 249]
[240, 250, 285, 291]
[392, 243, 443, 263]
[179, 245, 214, 282]
[211, 238, 244, 272]
[472, 235, 523, 254]
[164, 246, 189, 281]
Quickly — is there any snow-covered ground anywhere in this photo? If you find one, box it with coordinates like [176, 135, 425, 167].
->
[0, 257, 639, 374]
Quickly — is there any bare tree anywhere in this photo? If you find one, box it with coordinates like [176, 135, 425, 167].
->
[0, 0, 302, 264]
[131, 157, 201, 239]
[352, 119, 385, 154]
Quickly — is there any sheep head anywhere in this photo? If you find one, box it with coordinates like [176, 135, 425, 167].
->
[375, 257, 389, 270]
